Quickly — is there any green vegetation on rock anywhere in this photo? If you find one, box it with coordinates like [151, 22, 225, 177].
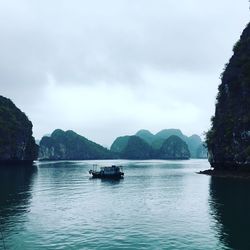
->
[187, 134, 202, 158]
[110, 136, 130, 153]
[155, 129, 184, 141]
[111, 132, 192, 160]
[196, 143, 208, 159]
[206, 22, 250, 169]
[135, 128, 205, 158]
[120, 136, 152, 160]
[157, 135, 190, 160]
[0, 96, 38, 163]
[39, 129, 115, 160]
[135, 130, 155, 145]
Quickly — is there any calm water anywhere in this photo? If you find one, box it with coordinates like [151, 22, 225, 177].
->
[0, 159, 250, 250]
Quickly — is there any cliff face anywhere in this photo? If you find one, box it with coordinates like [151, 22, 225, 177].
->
[136, 129, 204, 158]
[187, 134, 202, 158]
[39, 129, 115, 160]
[0, 96, 38, 164]
[120, 136, 152, 160]
[135, 130, 155, 145]
[196, 144, 208, 159]
[158, 135, 190, 160]
[110, 136, 130, 154]
[111, 133, 192, 160]
[206, 23, 250, 169]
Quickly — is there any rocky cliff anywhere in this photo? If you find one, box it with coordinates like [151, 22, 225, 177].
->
[120, 136, 152, 160]
[111, 134, 191, 160]
[0, 96, 38, 164]
[196, 143, 208, 159]
[39, 129, 115, 160]
[110, 136, 130, 154]
[157, 135, 190, 160]
[136, 129, 204, 158]
[206, 23, 250, 169]
[135, 129, 155, 145]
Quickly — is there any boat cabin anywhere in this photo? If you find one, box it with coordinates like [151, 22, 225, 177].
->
[89, 165, 124, 179]
[100, 165, 122, 175]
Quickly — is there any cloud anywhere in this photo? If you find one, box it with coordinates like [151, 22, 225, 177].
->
[0, 0, 249, 145]
[31, 76, 203, 145]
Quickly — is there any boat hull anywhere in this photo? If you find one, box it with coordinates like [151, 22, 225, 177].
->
[90, 171, 124, 179]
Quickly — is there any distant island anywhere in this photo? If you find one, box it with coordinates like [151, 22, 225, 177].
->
[38, 128, 206, 161]
[201, 21, 250, 177]
[111, 129, 206, 160]
[39, 129, 115, 160]
[0, 8, 248, 178]
[0, 94, 207, 163]
[0, 94, 208, 163]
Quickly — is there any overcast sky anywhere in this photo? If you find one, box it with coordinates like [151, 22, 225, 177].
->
[0, 0, 249, 147]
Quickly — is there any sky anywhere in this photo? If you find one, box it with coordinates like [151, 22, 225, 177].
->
[0, 0, 249, 147]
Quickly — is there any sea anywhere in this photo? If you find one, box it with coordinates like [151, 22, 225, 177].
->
[0, 159, 250, 250]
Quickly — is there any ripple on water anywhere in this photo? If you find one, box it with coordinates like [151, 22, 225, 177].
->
[0, 160, 241, 250]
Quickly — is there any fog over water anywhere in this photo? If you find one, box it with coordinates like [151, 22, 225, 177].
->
[0, 0, 249, 146]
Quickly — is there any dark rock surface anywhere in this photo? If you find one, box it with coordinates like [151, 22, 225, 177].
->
[198, 169, 250, 179]
[0, 96, 38, 164]
[206, 22, 250, 169]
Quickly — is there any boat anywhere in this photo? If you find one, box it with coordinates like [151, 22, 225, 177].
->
[89, 165, 124, 179]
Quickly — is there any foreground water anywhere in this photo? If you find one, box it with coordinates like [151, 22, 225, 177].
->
[0, 160, 250, 250]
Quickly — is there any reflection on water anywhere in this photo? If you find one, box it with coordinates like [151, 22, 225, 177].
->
[100, 178, 123, 185]
[209, 177, 250, 250]
[2, 160, 250, 249]
[0, 165, 37, 229]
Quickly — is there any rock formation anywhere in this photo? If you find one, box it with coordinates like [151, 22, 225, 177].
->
[110, 136, 130, 154]
[206, 23, 250, 169]
[157, 135, 190, 160]
[135, 129, 205, 158]
[120, 136, 152, 160]
[196, 143, 208, 159]
[135, 129, 155, 145]
[39, 129, 115, 160]
[111, 134, 191, 160]
[0, 96, 38, 164]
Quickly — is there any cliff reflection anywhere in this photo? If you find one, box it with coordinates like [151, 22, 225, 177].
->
[0, 165, 37, 227]
[209, 177, 250, 250]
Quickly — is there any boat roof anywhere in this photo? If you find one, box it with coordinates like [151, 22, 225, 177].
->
[100, 165, 122, 169]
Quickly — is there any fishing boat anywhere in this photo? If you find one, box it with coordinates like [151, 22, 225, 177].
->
[89, 165, 124, 179]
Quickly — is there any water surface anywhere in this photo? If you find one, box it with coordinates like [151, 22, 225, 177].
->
[0, 160, 250, 250]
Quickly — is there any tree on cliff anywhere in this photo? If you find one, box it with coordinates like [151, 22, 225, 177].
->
[206, 22, 250, 169]
[0, 96, 38, 163]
